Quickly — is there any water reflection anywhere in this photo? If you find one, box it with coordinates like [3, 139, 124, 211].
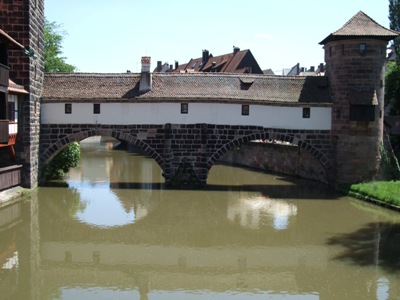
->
[227, 195, 298, 230]
[1, 136, 400, 300]
[66, 137, 157, 228]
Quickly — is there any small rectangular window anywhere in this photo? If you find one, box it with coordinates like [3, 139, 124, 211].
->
[359, 43, 366, 56]
[94, 103, 100, 114]
[65, 103, 72, 114]
[242, 104, 249, 116]
[181, 103, 188, 114]
[302, 107, 310, 118]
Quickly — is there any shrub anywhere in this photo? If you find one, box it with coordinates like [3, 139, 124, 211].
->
[45, 142, 80, 180]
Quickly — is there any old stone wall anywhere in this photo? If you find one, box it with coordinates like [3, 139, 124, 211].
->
[0, 0, 45, 188]
[220, 142, 328, 183]
[39, 123, 334, 186]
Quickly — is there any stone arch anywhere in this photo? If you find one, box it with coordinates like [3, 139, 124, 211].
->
[206, 131, 334, 183]
[39, 128, 166, 179]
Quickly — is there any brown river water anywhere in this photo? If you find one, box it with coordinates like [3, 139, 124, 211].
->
[1, 136, 399, 300]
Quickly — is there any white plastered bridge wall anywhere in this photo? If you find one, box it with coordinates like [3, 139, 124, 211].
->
[40, 102, 332, 131]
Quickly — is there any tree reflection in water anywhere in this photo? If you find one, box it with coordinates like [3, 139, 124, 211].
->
[327, 222, 400, 273]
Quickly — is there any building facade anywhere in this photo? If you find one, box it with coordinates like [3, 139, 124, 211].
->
[0, 0, 45, 188]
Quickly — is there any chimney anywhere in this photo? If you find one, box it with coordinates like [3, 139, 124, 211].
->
[319, 63, 324, 72]
[309, 66, 315, 72]
[139, 56, 152, 92]
[233, 46, 240, 54]
[156, 61, 162, 72]
[202, 49, 209, 65]
[175, 60, 179, 70]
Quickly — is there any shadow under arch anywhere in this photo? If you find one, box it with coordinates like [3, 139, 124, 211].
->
[39, 128, 166, 181]
[206, 131, 334, 183]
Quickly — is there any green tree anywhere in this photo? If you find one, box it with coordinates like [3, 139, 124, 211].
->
[44, 19, 79, 180]
[386, 1, 400, 160]
[387, 0, 400, 114]
[44, 18, 76, 72]
[44, 142, 80, 180]
[389, 0, 400, 59]
[385, 61, 400, 115]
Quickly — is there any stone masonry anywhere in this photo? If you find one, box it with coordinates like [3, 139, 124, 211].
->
[320, 11, 399, 184]
[0, 0, 44, 188]
[325, 39, 388, 183]
[39, 123, 334, 186]
[220, 142, 328, 183]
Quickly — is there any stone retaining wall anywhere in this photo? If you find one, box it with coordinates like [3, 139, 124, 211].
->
[220, 142, 328, 183]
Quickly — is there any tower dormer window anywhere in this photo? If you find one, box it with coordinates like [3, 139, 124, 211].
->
[359, 43, 366, 56]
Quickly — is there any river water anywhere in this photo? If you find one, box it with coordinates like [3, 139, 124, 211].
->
[1, 136, 399, 300]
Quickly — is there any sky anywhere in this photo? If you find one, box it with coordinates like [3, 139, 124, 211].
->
[44, 0, 391, 74]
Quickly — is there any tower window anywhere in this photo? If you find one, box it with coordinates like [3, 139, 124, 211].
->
[359, 43, 366, 56]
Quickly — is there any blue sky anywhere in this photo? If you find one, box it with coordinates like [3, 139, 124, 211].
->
[45, 0, 391, 74]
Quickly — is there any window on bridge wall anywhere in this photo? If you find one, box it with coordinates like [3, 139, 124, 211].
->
[181, 103, 188, 114]
[65, 104, 72, 114]
[93, 103, 100, 114]
[302, 107, 310, 118]
[241, 105, 249, 116]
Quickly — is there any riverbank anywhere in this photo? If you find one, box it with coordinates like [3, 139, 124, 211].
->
[0, 186, 30, 208]
[338, 181, 400, 212]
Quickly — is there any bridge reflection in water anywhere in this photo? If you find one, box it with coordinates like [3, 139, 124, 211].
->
[1, 136, 399, 300]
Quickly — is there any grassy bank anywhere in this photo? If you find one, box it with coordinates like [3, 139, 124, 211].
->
[340, 181, 400, 210]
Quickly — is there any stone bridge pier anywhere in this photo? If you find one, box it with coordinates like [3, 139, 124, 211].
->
[39, 123, 335, 187]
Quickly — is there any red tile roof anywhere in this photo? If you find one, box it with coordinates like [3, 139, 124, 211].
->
[42, 72, 332, 105]
[320, 11, 400, 44]
[176, 49, 263, 74]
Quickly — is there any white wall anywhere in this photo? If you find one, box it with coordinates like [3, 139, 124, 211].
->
[40, 102, 332, 130]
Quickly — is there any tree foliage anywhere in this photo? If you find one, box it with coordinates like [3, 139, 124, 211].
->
[44, 18, 76, 72]
[45, 142, 81, 180]
[387, 1, 400, 115]
[385, 61, 400, 115]
[44, 21, 79, 180]
[387, 1, 400, 159]
[389, 0, 400, 58]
